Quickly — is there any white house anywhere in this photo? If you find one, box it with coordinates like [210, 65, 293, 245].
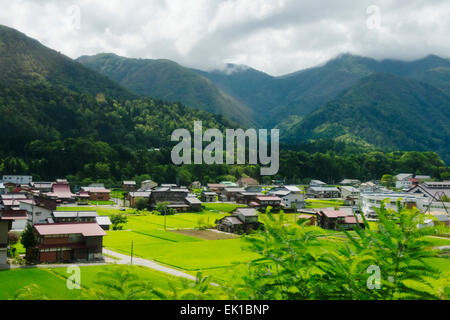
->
[359, 192, 428, 218]
[340, 186, 360, 199]
[19, 201, 53, 225]
[2, 175, 32, 185]
[271, 190, 305, 209]
[395, 173, 413, 189]
[0, 182, 4, 195]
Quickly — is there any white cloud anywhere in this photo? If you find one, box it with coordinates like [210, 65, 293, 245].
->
[0, 0, 449, 75]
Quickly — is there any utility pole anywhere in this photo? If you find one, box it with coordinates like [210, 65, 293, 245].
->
[164, 207, 167, 231]
[131, 240, 134, 265]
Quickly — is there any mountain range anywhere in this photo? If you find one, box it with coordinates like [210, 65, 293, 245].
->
[0, 24, 449, 163]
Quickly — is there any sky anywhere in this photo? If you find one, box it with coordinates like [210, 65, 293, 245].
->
[1, 0, 449, 76]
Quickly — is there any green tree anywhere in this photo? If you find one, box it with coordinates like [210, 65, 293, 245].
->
[381, 174, 395, 187]
[21, 224, 37, 253]
[110, 214, 128, 230]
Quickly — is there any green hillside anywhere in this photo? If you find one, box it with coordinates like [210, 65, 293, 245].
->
[77, 53, 255, 126]
[0, 25, 136, 100]
[285, 74, 450, 162]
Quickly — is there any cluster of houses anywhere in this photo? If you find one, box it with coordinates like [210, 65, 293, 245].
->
[0, 175, 111, 266]
[2, 172, 449, 266]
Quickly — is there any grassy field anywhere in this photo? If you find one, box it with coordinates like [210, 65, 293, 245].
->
[305, 199, 345, 209]
[0, 265, 185, 300]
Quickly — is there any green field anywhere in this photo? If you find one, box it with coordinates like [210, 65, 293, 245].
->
[0, 265, 183, 300]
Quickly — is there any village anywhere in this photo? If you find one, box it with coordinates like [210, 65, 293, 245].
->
[1, 173, 449, 268]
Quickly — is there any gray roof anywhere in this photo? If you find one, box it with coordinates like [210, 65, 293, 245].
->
[224, 187, 245, 192]
[395, 173, 413, 180]
[235, 208, 258, 216]
[96, 216, 112, 226]
[52, 211, 99, 218]
[185, 197, 202, 204]
[271, 190, 290, 197]
[309, 186, 340, 192]
[129, 191, 151, 197]
[223, 216, 243, 225]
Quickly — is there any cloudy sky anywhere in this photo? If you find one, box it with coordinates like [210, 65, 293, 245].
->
[1, 0, 449, 75]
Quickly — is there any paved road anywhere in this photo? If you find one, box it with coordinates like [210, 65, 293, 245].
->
[1, 249, 212, 285]
[102, 249, 198, 281]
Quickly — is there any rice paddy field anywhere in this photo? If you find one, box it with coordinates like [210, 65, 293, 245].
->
[0, 265, 181, 300]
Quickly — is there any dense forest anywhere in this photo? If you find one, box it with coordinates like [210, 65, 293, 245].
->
[1, 135, 449, 188]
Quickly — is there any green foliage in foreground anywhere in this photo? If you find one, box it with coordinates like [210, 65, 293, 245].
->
[226, 204, 449, 300]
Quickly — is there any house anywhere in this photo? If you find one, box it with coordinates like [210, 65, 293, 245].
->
[251, 196, 282, 212]
[185, 196, 202, 211]
[1, 194, 28, 210]
[316, 209, 364, 230]
[216, 208, 262, 234]
[189, 181, 202, 190]
[52, 211, 99, 223]
[96, 216, 112, 230]
[0, 182, 4, 195]
[127, 191, 151, 208]
[237, 177, 259, 188]
[19, 201, 53, 225]
[149, 188, 202, 212]
[0, 211, 28, 265]
[207, 183, 226, 194]
[2, 175, 32, 185]
[306, 186, 341, 199]
[235, 191, 264, 205]
[44, 181, 77, 203]
[140, 180, 158, 191]
[30, 182, 54, 193]
[201, 191, 217, 203]
[81, 186, 111, 201]
[408, 181, 450, 202]
[270, 190, 305, 210]
[339, 179, 361, 186]
[340, 186, 360, 205]
[359, 192, 427, 218]
[395, 173, 414, 189]
[268, 186, 304, 210]
[223, 187, 246, 202]
[30, 223, 106, 263]
[122, 181, 137, 191]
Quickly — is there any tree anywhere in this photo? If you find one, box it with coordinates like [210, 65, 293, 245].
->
[381, 174, 395, 187]
[110, 214, 128, 230]
[155, 201, 170, 215]
[21, 224, 37, 249]
[135, 197, 148, 210]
